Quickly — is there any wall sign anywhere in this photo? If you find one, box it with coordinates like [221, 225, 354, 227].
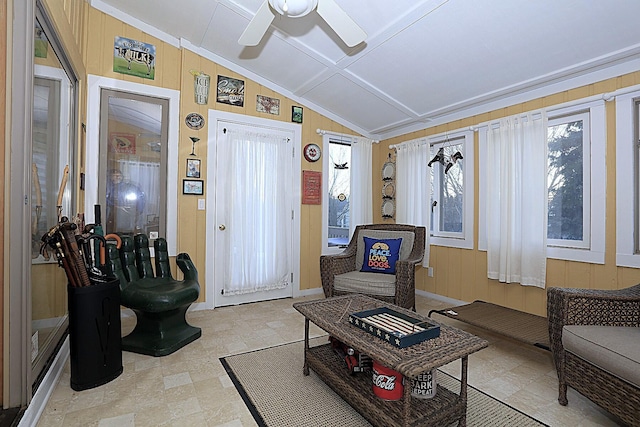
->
[256, 95, 280, 115]
[113, 37, 156, 80]
[217, 75, 245, 107]
[302, 170, 322, 205]
[185, 113, 204, 130]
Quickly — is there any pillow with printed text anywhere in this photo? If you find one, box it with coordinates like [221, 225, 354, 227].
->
[360, 237, 402, 275]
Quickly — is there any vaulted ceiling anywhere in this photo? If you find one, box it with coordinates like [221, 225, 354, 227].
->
[90, 0, 640, 140]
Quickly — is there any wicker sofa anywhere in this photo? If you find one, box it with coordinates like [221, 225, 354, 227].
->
[320, 224, 425, 310]
[547, 285, 640, 426]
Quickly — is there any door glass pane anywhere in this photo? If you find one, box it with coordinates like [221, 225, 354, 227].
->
[101, 93, 167, 239]
[327, 141, 350, 247]
[31, 16, 75, 388]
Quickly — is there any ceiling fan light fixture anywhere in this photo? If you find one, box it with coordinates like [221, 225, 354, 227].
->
[269, 0, 318, 17]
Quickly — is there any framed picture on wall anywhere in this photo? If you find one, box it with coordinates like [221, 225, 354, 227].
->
[183, 179, 204, 195]
[292, 106, 303, 123]
[186, 158, 201, 178]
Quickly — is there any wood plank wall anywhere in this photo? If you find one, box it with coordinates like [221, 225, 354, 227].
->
[81, 7, 360, 299]
[378, 73, 640, 317]
[32, 2, 640, 318]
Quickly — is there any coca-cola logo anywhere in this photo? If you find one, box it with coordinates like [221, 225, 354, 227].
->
[373, 371, 397, 390]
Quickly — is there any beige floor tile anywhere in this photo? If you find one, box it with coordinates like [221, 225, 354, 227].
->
[34, 294, 623, 427]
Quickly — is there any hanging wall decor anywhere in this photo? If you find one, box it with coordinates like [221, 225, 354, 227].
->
[303, 143, 321, 162]
[189, 137, 200, 156]
[113, 37, 156, 80]
[217, 75, 245, 106]
[109, 133, 136, 154]
[381, 153, 395, 219]
[256, 95, 280, 115]
[190, 70, 211, 105]
[302, 170, 322, 204]
[292, 106, 303, 123]
[185, 112, 204, 130]
[186, 159, 201, 178]
[183, 179, 204, 195]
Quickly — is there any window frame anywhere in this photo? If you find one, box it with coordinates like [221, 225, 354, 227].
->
[478, 99, 605, 264]
[86, 75, 179, 256]
[616, 89, 640, 267]
[321, 132, 353, 255]
[428, 130, 474, 250]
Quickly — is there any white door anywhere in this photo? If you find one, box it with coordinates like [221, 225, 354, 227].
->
[208, 113, 300, 307]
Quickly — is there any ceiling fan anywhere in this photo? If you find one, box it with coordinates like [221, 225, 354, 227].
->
[238, 0, 366, 47]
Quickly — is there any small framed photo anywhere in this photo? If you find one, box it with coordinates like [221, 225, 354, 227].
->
[183, 179, 204, 195]
[186, 158, 201, 178]
[292, 105, 303, 123]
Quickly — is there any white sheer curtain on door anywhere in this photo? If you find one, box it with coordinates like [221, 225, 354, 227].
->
[221, 127, 292, 295]
[395, 139, 430, 267]
[349, 136, 374, 236]
[485, 111, 548, 287]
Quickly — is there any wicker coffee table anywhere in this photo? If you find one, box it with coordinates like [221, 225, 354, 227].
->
[293, 294, 489, 427]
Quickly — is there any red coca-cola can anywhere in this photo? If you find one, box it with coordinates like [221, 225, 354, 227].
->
[372, 361, 403, 400]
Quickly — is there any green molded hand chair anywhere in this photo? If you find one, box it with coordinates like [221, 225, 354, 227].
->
[106, 234, 201, 356]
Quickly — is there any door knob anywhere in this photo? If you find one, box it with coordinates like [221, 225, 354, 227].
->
[219, 224, 226, 231]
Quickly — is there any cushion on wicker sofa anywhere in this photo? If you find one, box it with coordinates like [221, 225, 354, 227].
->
[562, 325, 640, 388]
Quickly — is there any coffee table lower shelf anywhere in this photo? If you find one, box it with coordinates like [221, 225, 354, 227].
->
[306, 343, 465, 427]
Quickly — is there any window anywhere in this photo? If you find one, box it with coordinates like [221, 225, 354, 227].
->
[327, 140, 351, 247]
[322, 136, 352, 253]
[547, 112, 590, 249]
[616, 90, 640, 267]
[479, 100, 605, 263]
[429, 130, 474, 249]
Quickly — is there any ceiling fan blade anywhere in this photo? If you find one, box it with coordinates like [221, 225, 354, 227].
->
[238, 1, 276, 46]
[316, 0, 366, 47]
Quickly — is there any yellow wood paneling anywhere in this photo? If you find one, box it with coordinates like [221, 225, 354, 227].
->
[45, 4, 640, 320]
[376, 69, 640, 317]
[81, 8, 359, 301]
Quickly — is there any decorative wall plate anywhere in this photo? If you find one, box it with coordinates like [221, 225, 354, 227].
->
[382, 199, 395, 218]
[382, 182, 395, 199]
[185, 112, 205, 130]
[382, 160, 395, 181]
[304, 143, 322, 162]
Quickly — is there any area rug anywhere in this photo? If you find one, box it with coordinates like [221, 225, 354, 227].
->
[429, 301, 550, 350]
[220, 340, 548, 427]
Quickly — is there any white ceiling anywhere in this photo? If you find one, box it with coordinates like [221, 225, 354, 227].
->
[91, 0, 640, 140]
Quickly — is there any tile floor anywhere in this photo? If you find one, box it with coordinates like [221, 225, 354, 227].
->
[35, 294, 623, 427]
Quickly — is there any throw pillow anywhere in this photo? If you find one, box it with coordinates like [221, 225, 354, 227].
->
[360, 237, 403, 274]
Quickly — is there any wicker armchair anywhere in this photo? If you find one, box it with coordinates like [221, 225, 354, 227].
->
[320, 224, 425, 310]
[547, 285, 640, 426]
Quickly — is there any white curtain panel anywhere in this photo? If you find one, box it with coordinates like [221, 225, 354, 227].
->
[395, 139, 430, 267]
[485, 111, 548, 288]
[349, 137, 374, 236]
[221, 128, 292, 295]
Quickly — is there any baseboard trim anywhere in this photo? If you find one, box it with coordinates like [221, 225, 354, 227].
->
[19, 337, 69, 427]
[415, 290, 467, 307]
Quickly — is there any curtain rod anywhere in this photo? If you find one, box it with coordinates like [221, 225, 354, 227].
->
[388, 127, 471, 150]
[316, 128, 379, 143]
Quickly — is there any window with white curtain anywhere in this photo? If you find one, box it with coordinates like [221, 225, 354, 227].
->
[428, 130, 474, 249]
[479, 99, 605, 264]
